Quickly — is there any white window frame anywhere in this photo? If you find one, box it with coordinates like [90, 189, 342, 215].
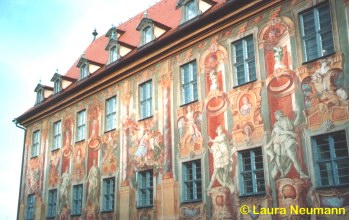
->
[137, 170, 154, 208]
[26, 194, 35, 220]
[31, 130, 40, 158]
[52, 120, 62, 150]
[47, 189, 57, 218]
[180, 60, 198, 105]
[76, 110, 86, 142]
[105, 96, 117, 132]
[72, 184, 83, 216]
[139, 80, 153, 120]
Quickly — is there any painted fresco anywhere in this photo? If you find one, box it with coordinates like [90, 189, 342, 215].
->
[48, 150, 60, 187]
[59, 166, 71, 219]
[26, 157, 42, 194]
[177, 102, 203, 158]
[298, 53, 349, 130]
[101, 131, 118, 176]
[88, 104, 101, 151]
[72, 143, 86, 181]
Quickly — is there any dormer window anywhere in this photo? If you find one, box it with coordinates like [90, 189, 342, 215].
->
[186, 1, 196, 20]
[136, 14, 170, 47]
[53, 79, 62, 94]
[80, 64, 89, 79]
[143, 26, 153, 44]
[36, 89, 44, 104]
[110, 46, 119, 63]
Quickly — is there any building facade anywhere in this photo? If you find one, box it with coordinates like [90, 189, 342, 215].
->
[15, 0, 349, 219]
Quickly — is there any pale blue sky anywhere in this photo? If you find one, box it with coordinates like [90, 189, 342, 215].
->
[0, 0, 157, 218]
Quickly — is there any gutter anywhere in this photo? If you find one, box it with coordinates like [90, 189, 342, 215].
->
[13, 118, 26, 220]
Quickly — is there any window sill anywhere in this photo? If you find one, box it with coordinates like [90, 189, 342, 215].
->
[239, 192, 266, 198]
[46, 216, 56, 219]
[104, 128, 116, 134]
[301, 52, 336, 66]
[180, 199, 202, 205]
[315, 184, 349, 190]
[51, 147, 60, 152]
[75, 139, 85, 144]
[101, 210, 115, 213]
[137, 205, 154, 209]
[30, 155, 38, 159]
[180, 99, 198, 108]
[232, 79, 257, 89]
[71, 214, 82, 217]
[138, 115, 153, 122]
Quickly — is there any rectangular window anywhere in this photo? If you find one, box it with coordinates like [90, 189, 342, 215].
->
[102, 177, 115, 212]
[182, 160, 202, 203]
[312, 130, 349, 187]
[105, 96, 117, 131]
[31, 130, 40, 157]
[47, 189, 57, 218]
[72, 184, 83, 216]
[299, 2, 334, 62]
[26, 194, 35, 220]
[238, 147, 265, 196]
[52, 120, 62, 150]
[232, 35, 256, 86]
[137, 170, 153, 208]
[181, 60, 198, 105]
[139, 80, 152, 119]
[76, 110, 86, 142]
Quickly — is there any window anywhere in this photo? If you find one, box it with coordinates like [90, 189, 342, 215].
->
[186, 1, 196, 20]
[76, 110, 86, 142]
[72, 184, 83, 216]
[105, 96, 116, 131]
[299, 2, 334, 62]
[26, 194, 35, 220]
[182, 160, 202, 203]
[110, 46, 119, 63]
[47, 189, 57, 218]
[32, 130, 40, 157]
[52, 120, 62, 150]
[312, 130, 349, 187]
[143, 26, 153, 44]
[80, 64, 89, 79]
[231, 35, 256, 86]
[53, 79, 62, 94]
[180, 60, 198, 105]
[36, 89, 44, 104]
[102, 178, 115, 212]
[238, 147, 265, 196]
[139, 80, 152, 119]
[137, 170, 153, 208]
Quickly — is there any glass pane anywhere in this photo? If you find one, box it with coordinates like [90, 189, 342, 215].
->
[336, 160, 349, 184]
[318, 162, 334, 186]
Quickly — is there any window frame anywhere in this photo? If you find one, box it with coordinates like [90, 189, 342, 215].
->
[137, 170, 154, 208]
[185, 0, 197, 21]
[47, 189, 57, 218]
[71, 184, 83, 216]
[238, 147, 265, 196]
[139, 80, 153, 120]
[299, 1, 335, 63]
[231, 34, 257, 87]
[52, 120, 62, 150]
[76, 109, 86, 142]
[36, 88, 44, 104]
[105, 96, 117, 132]
[180, 60, 198, 106]
[80, 64, 89, 80]
[102, 177, 115, 212]
[312, 130, 349, 188]
[182, 159, 202, 203]
[109, 46, 119, 63]
[31, 130, 40, 158]
[143, 26, 153, 45]
[53, 79, 62, 94]
[26, 193, 35, 220]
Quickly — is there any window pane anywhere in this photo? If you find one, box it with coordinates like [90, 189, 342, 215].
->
[181, 61, 197, 105]
[337, 160, 349, 185]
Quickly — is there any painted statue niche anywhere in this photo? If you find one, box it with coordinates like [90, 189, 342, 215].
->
[128, 113, 164, 171]
[88, 105, 101, 151]
[62, 117, 73, 158]
[298, 54, 349, 130]
[228, 82, 264, 146]
[100, 131, 118, 176]
[86, 159, 101, 219]
[26, 157, 42, 194]
[177, 103, 203, 158]
[72, 144, 86, 181]
[59, 165, 71, 219]
[48, 150, 60, 187]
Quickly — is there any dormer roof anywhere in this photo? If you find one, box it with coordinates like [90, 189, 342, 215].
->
[34, 84, 53, 92]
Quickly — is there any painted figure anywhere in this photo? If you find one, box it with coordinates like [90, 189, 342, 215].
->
[265, 110, 308, 179]
[135, 129, 151, 160]
[185, 106, 202, 142]
[59, 166, 71, 209]
[87, 159, 100, 207]
[273, 46, 285, 70]
[207, 125, 234, 193]
[209, 70, 218, 91]
[239, 96, 252, 116]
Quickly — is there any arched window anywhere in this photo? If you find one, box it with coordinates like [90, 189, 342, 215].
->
[110, 46, 118, 62]
[143, 26, 153, 44]
[80, 64, 88, 79]
[186, 1, 196, 20]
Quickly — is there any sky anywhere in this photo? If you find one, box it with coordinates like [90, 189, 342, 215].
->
[0, 0, 157, 218]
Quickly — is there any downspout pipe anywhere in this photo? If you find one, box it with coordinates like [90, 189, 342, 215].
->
[13, 118, 26, 220]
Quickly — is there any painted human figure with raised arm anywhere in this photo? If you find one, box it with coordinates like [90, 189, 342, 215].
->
[59, 166, 71, 209]
[265, 110, 308, 179]
[207, 125, 235, 193]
